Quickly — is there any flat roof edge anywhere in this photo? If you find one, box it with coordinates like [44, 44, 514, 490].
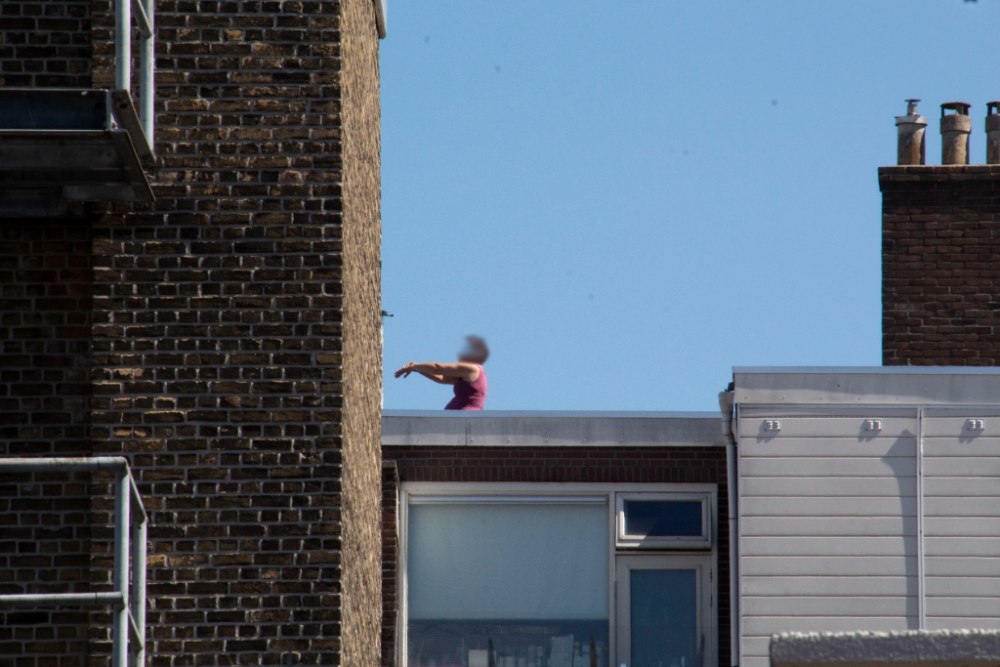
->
[734, 367, 1000, 405]
[381, 411, 727, 448]
[382, 410, 722, 419]
[734, 366, 1000, 375]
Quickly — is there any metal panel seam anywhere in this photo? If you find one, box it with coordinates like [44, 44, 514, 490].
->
[917, 407, 926, 630]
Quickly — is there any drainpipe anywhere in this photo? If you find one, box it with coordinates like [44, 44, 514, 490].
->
[718, 387, 738, 667]
[895, 99, 927, 166]
[941, 102, 972, 165]
[987, 101, 1000, 165]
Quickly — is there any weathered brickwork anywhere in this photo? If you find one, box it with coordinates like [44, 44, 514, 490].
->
[881, 166, 1000, 365]
[3, 1, 383, 666]
[340, 0, 383, 663]
[0, 471, 94, 667]
[0, 223, 94, 457]
[0, 1, 93, 87]
[380, 446, 731, 667]
[379, 463, 398, 667]
[0, 223, 96, 667]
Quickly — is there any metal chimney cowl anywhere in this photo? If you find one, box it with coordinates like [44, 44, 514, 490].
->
[987, 101, 1000, 165]
[941, 101, 972, 165]
[895, 99, 927, 166]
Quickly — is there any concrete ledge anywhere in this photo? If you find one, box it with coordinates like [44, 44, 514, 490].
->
[381, 410, 726, 447]
[771, 630, 1000, 667]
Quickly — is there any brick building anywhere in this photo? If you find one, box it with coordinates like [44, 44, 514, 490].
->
[882, 104, 1000, 365]
[379, 412, 733, 667]
[4, 9, 1000, 667]
[1, 1, 385, 666]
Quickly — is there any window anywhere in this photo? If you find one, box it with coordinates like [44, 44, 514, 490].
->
[400, 485, 717, 667]
[615, 555, 713, 667]
[615, 493, 711, 549]
[406, 497, 609, 667]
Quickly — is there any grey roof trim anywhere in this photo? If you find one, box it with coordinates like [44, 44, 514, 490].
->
[734, 366, 1000, 375]
[382, 410, 726, 448]
[383, 409, 720, 419]
[734, 368, 1000, 405]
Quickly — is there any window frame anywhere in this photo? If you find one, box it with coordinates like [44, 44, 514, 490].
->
[397, 482, 718, 667]
[614, 492, 713, 549]
[615, 553, 716, 667]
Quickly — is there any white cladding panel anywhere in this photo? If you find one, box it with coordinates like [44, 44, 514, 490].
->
[736, 371, 1000, 667]
[739, 415, 920, 664]
[922, 422, 1000, 630]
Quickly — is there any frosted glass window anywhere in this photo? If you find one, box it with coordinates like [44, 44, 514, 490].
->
[407, 501, 609, 667]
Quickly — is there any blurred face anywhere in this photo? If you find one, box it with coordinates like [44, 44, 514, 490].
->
[458, 338, 487, 364]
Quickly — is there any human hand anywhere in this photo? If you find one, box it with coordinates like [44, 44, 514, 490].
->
[394, 362, 415, 379]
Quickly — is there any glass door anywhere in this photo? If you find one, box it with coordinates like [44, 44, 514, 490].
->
[615, 555, 713, 667]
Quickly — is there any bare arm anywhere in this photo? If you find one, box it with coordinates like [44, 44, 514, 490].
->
[394, 361, 480, 382]
[417, 371, 460, 385]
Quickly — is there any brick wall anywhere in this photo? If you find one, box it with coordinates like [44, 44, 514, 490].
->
[379, 463, 399, 667]
[341, 0, 383, 663]
[3, 1, 383, 666]
[380, 446, 731, 667]
[0, 222, 96, 667]
[0, 470, 94, 667]
[0, 222, 94, 457]
[881, 165, 1000, 365]
[0, 1, 92, 87]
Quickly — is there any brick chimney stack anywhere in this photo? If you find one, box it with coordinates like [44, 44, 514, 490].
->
[882, 100, 1000, 365]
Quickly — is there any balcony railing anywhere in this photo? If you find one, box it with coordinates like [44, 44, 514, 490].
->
[118, 0, 156, 156]
[0, 457, 148, 667]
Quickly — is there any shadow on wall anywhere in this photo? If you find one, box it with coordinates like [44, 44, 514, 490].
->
[882, 434, 920, 630]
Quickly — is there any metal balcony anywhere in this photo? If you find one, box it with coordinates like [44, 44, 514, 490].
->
[0, 0, 156, 217]
[0, 457, 148, 667]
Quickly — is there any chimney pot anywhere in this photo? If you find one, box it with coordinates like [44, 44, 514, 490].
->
[987, 101, 1000, 165]
[895, 99, 927, 166]
[941, 101, 972, 165]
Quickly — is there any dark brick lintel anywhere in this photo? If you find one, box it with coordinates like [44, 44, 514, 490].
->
[879, 165, 1000, 188]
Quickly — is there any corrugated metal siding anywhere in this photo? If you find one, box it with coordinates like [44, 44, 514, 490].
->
[923, 414, 1000, 630]
[738, 415, 919, 667]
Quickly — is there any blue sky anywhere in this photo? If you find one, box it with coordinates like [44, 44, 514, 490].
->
[379, 0, 1000, 411]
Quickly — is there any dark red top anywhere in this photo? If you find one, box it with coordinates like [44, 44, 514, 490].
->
[445, 365, 487, 411]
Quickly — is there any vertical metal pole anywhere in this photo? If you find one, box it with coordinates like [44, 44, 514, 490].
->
[726, 437, 739, 667]
[734, 405, 744, 667]
[139, 0, 155, 143]
[116, 0, 131, 91]
[916, 408, 926, 630]
[114, 472, 131, 667]
[132, 512, 147, 667]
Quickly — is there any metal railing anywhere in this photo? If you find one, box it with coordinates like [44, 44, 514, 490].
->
[0, 457, 148, 667]
[117, 0, 156, 153]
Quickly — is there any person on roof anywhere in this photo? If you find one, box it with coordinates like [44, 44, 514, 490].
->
[394, 336, 489, 411]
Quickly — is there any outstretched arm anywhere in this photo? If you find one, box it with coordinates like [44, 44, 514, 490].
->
[394, 361, 481, 382]
[416, 371, 460, 385]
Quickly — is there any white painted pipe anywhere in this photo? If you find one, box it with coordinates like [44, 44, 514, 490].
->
[0, 456, 128, 472]
[113, 472, 131, 667]
[116, 0, 131, 91]
[138, 0, 155, 145]
[718, 389, 740, 667]
[726, 440, 739, 667]
[135, 517, 148, 666]
[0, 592, 123, 605]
